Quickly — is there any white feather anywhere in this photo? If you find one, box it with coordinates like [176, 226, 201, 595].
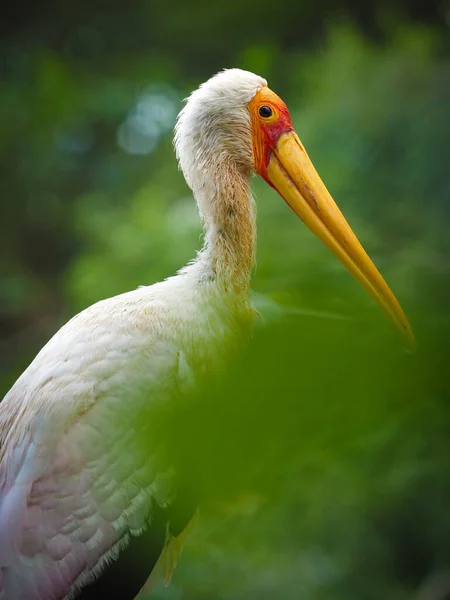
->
[0, 68, 265, 599]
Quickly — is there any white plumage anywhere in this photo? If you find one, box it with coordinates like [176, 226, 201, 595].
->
[0, 65, 413, 600]
[0, 69, 263, 600]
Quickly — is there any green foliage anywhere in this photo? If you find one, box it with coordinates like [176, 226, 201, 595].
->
[1, 8, 450, 599]
[141, 310, 450, 600]
[67, 22, 449, 324]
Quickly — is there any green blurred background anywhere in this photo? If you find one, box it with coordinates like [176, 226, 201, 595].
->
[1, 1, 450, 598]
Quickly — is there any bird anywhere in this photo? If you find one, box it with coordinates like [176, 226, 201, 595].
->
[0, 68, 414, 600]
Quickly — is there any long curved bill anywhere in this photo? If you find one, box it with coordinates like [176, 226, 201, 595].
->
[267, 131, 415, 347]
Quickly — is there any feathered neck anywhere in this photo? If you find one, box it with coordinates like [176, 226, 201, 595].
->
[191, 161, 256, 295]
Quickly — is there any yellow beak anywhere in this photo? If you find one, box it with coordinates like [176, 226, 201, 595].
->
[267, 130, 414, 347]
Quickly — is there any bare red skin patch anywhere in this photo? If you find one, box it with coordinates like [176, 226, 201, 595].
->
[248, 86, 294, 187]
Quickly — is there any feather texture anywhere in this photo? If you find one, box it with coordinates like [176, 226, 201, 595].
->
[0, 68, 264, 599]
[0, 272, 253, 599]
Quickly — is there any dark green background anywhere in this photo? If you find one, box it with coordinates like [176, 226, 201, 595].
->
[1, 1, 450, 598]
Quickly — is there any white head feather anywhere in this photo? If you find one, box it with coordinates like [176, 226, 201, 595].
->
[174, 69, 267, 219]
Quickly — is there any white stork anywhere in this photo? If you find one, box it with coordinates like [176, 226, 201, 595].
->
[0, 69, 414, 600]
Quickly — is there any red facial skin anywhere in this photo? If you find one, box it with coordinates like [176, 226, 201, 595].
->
[248, 86, 294, 188]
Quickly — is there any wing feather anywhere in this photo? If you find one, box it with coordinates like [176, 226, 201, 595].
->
[0, 286, 196, 600]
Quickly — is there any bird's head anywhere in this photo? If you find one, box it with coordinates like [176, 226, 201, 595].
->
[175, 69, 414, 346]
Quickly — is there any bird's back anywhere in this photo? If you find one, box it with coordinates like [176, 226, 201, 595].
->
[0, 273, 252, 599]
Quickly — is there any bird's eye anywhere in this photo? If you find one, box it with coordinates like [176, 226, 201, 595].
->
[258, 105, 273, 118]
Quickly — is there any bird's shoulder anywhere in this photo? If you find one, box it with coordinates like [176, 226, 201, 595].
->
[0, 281, 200, 464]
[0, 282, 201, 593]
[5, 279, 196, 387]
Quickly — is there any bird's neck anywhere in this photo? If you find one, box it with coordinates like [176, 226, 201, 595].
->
[196, 162, 256, 294]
